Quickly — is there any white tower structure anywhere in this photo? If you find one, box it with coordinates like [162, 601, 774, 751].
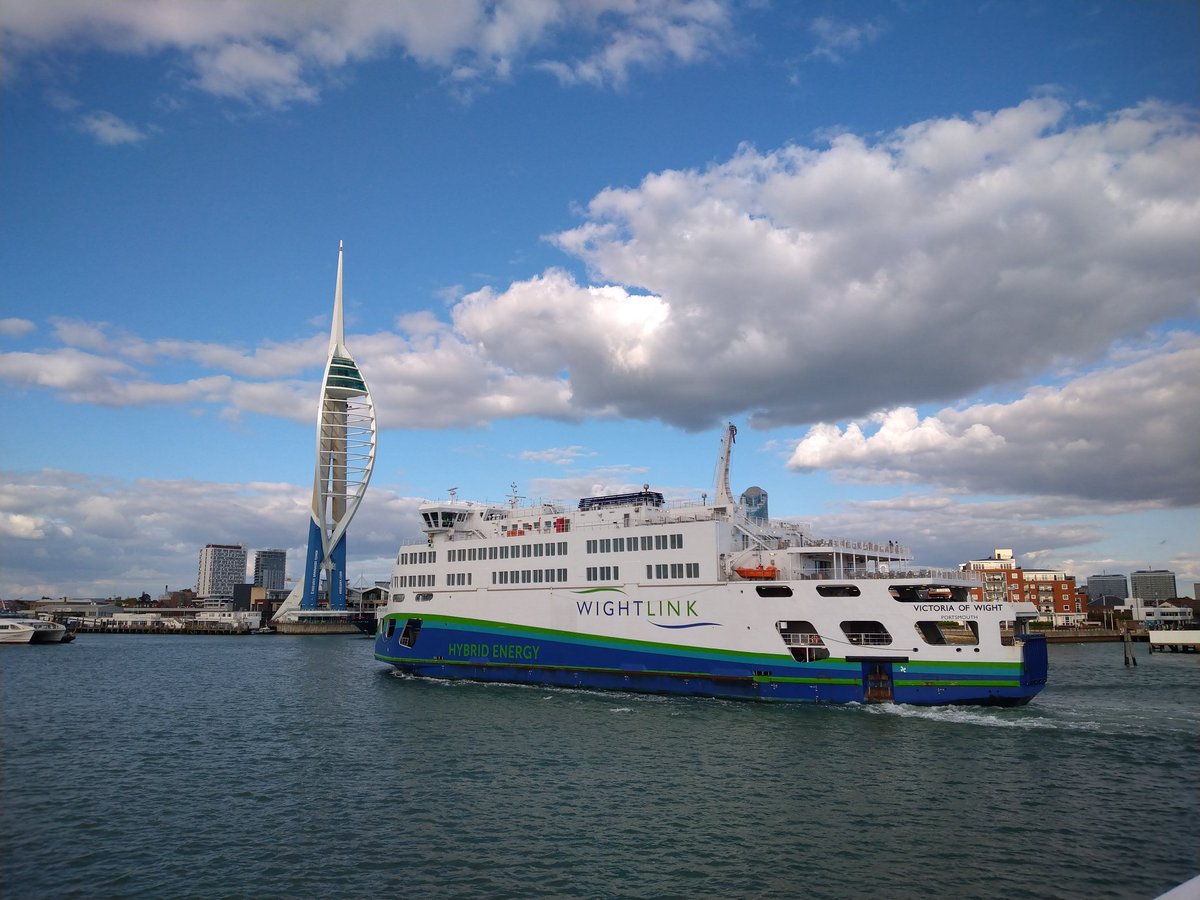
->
[274, 242, 376, 621]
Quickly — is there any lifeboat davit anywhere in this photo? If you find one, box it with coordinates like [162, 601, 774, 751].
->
[734, 565, 779, 580]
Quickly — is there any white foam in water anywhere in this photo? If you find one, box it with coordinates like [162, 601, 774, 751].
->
[856, 701, 1106, 732]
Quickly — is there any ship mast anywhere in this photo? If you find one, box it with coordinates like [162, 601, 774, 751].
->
[714, 422, 737, 508]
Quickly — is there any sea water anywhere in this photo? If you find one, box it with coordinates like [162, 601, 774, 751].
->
[2, 636, 1197, 899]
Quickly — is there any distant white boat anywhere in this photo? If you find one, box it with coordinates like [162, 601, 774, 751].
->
[0, 619, 36, 643]
[0, 617, 68, 643]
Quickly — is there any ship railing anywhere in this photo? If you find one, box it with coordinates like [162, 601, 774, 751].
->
[843, 632, 892, 646]
[746, 566, 982, 583]
[780, 633, 824, 647]
[790, 537, 911, 556]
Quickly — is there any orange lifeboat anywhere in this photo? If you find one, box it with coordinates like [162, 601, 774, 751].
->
[734, 565, 779, 580]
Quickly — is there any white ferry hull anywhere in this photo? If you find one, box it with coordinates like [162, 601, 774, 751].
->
[376, 580, 1047, 706]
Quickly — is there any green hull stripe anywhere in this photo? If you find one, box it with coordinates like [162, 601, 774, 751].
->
[894, 679, 1021, 688]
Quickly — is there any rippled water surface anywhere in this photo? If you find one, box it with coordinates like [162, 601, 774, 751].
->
[3, 636, 1197, 899]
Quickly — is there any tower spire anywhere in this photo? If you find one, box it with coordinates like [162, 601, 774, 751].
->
[329, 240, 346, 355]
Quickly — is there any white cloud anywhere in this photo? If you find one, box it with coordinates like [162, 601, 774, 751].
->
[543, 98, 1199, 429]
[0, 512, 54, 540]
[2, 0, 739, 108]
[190, 40, 317, 108]
[78, 110, 151, 144]
[354, 328, 575, 429]
[519, 445, 596, 465]
[0, 318, 37, 337]
[787, 334, 1200, 505]
[451, 268, 669, 378]
[538, 0, 733, 87]
[807, 15, 885, 63]
[0, 348, 134, 393]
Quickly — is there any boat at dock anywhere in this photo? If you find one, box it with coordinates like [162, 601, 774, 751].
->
[374, 424, 1048, 705]
[0, 617, 68, 644]
[0, 619, 36, 643]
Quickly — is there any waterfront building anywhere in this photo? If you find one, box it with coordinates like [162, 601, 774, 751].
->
[1086, 573, 1129, 603]
[962, 548, 1018, 604]
[962, 548, 1081, 625]
[31, 599, 122, 622]
[1120, 597, 1193, 627]
[1130, 569, 1177, 603]
[253, 549, 287, 591]
[197, 544, 247, 600]
[740, 486, 768, 523]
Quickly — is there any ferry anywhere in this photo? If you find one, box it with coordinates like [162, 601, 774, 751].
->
[374, 425, 1047, 705]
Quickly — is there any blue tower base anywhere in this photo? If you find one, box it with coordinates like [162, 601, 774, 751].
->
[300, 519, 348, 610]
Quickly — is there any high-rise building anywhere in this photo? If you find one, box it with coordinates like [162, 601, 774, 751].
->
[1086, 573, 1128, 603]
[197, 544, 247, 599]
[254, 549, 287, 591]
[1130, 569, 1177, 603]
[740, 486, 768, 523]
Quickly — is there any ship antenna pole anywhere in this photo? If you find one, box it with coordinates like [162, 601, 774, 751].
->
[715, 422, 737, 508]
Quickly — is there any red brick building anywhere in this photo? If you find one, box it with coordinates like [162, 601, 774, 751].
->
[962, 548, 1082, 625]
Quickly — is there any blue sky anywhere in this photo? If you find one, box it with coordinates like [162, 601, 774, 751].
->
[1, 0, 1197, 601]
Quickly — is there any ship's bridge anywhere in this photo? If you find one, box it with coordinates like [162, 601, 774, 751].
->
[419, 501, 474, 533]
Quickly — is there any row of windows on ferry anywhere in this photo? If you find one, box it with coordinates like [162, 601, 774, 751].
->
[398, 543, 574, 565]
[402, 535, 689, 565]
[776, 618, 1021, 662]
[586, 533, 684, 553]
[444, 542, 570, 562]
[393, 562, 703, 589]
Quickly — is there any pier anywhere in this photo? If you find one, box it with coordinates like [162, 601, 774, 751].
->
[1147, 629, 1200, 653]
[71, 620, 257, 636]
[1039, 629, 1147, 643]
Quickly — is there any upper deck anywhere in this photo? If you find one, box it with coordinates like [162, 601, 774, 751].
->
[400, 491, 978, 587]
